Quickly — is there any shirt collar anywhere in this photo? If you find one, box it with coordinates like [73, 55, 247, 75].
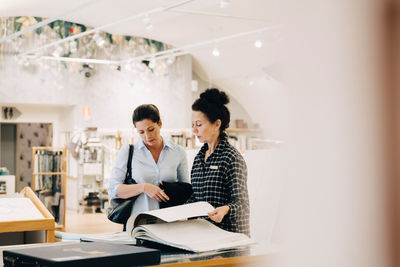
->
[162, 137, 176, 150]
[199, 134, 228, 156]
[138, 136, 175, 151]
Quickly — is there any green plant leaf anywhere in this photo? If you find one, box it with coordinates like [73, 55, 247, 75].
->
[106, 33, 113, 44]
[14, 17, 22, 32]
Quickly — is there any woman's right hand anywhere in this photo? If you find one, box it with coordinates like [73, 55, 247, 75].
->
[143, 183, 170, 202]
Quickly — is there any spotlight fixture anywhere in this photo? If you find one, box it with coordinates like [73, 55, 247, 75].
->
[69, 40, 77, 53]
[145, 23, 154, 31]
[254, 40, 263, 48]
[142, 14, 153, 31]
[52, 46, 63, 57]
[92, 33, 105, 47]
[212, 47, 220, 57]
[220, 0, 230, 8]
[191, 80, 199, 92]
[166, 55, 176, 65]
[124, 63, 132, 71]
[142, 15, 150, 25]
[80, 63, 95, 78]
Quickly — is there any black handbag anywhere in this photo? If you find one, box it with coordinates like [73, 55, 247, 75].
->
[159, 182, 193, 209]
[106, 145, 138, 224]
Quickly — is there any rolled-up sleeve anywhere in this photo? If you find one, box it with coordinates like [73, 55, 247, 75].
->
[108, 145, 129, 199]
[225, 155, 250, 236]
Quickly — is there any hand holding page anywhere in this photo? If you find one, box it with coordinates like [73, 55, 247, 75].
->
[127, 201, 214, 228]
[126, 202, 254, 253]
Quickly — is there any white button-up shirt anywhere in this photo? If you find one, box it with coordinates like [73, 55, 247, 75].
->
[108, 137, 189, 215]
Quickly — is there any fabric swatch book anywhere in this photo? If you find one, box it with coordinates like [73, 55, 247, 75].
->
[126, 201, 254, 253]
[2, 242, 160, 267]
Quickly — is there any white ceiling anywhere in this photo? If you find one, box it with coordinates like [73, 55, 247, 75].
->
[0, 0, 285, 130]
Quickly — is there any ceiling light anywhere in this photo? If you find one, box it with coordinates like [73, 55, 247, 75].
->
[92, 32, 106, 47]
[52, 46, 63, 57]
[212, 47, 220, 57]
[191, 80, 198, 92]
[220, 0, 230, 8]
[166, 55, 175, 65]
[145, 23, 154, 31]
[124, 63, 132, 71]
[142, 15, 150, 26]
[143, 15, 153, 31]
[69, 41, 77, 53]
[254, 40, 263, 48]
[92, 33, 105, 47]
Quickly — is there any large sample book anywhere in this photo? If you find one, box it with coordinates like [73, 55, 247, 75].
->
[126, 201, 254, 252]
[2, 242, 160, 267]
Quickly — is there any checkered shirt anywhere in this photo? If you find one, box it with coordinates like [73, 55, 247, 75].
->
[188, 135, 250, 236]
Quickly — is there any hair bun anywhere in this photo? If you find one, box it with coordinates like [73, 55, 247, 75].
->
[200, 88, 229, 106]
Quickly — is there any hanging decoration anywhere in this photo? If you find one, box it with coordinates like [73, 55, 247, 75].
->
[0, 16, 176, 77]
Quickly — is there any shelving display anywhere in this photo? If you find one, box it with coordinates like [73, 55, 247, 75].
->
[63, 126, 273, 214]
[226, 128, 264, 151]
[78, 142, 106, 213]
[32, 146, 66, 229]
[75, 129, 107, 213]
[165, 128, 267, 151]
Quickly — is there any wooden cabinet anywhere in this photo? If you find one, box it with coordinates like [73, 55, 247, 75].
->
[0, 187, 55, 243]
[31, 146, 66, 229]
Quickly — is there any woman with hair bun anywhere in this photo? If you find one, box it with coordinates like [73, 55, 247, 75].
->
[188, 88, 250, 236]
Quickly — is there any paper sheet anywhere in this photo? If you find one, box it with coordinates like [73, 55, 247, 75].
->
[126, 202, 215, 235]
[0, 198, 44, 221]
[138, 201, 214, 222]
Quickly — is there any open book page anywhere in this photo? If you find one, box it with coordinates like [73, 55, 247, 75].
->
[132, 219, 254, 252]
[80, 232, 137, 245]
[126, 202, 215, 234]
[55, 231, 132, 242]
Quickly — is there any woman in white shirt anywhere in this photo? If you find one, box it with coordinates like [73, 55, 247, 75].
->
[108, 104, 189, 216]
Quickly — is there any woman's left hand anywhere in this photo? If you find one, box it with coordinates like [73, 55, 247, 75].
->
[208, 206, 230, 223]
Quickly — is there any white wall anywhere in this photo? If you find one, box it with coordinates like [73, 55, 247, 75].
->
[220, 77, 288, 140]
[192, 73, 256, 129]
[0, 104, 73, 146]
[0, 54, 193, 136]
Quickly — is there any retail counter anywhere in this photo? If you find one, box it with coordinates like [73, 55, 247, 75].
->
[157, 244, 277, 267]
[0, 242, 278, 267]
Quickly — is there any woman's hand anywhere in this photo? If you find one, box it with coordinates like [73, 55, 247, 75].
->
[143, 183, 170, 202]
[208, 206, 230, 223]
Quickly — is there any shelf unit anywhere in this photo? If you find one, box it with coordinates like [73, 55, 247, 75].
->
[226, 128, 264, 151]
[32, 146, 66, 229]
[78, 142, 105, 213]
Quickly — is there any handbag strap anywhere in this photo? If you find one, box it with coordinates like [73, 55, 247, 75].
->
[123, 144, 134, 184]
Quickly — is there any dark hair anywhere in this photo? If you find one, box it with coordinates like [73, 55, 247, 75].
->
[192, 88, 230, 136]
[132, 104, 160, 126]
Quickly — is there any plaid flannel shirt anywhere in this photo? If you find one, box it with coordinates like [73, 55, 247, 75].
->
[188, 135, 250, 236]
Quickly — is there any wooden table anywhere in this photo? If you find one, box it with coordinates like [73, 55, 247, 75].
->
[0, 187, 55, 243]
